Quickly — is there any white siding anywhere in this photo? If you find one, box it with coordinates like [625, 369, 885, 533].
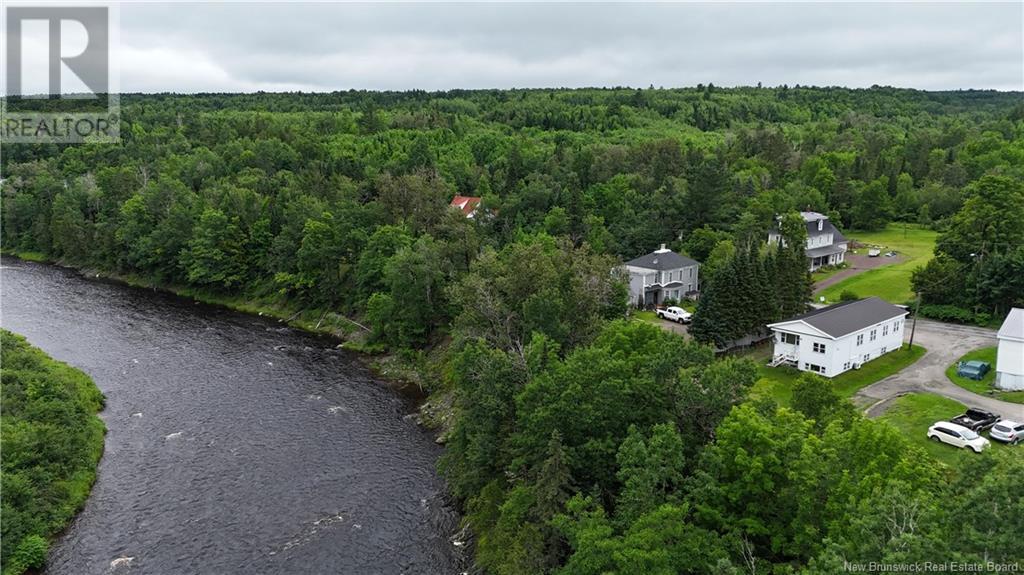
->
[995, 339, 1024, 391]
[770, 316, 907, 378]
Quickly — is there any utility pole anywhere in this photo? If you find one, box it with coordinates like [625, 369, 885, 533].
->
[908, 291, 922, 350]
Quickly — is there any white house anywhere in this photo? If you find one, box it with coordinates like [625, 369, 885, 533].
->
[767, 211, 848, 272]
[766, 297, 908, 378]
[995, 308, 1024, 391]
[624, 244, 700, 308]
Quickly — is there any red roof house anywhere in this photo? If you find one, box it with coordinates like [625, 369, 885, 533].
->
[449, 195, 483, 218]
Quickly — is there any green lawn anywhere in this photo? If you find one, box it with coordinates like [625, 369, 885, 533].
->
[633, 310, 659, 324]
[945, 347, 1024, 405]
[877, 393, 1014, 467]
[752, 344, 926, 407]
[810, 264, 848, 283]
[818, 224, 938, 304]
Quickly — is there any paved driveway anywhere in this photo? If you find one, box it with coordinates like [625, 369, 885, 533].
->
[856, 319, 1024, 420]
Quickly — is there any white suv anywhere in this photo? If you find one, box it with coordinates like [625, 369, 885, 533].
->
[989, 420, 1024, 445]
[656, 306, 692, 324]
[927, 422, 990, 453]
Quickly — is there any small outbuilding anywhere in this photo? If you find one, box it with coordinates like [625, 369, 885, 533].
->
[995, 308, 1024, 391]
[766, 297, 908, 378]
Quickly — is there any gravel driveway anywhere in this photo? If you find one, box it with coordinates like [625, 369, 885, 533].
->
[856, 319, 1024, 420]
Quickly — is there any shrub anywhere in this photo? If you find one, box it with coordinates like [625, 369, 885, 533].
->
[3, 535, 48, 575]
[839, 290, 859, 302]
[918, 304, 975, 324]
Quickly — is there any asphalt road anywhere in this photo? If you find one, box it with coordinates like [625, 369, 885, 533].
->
[856, 318, 1024, 420]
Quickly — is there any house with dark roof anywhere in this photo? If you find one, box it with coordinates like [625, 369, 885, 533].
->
[449, 195, 483, 218]
[766, 297, 908, 377]
[624, 244, 700, 308]
[767, 211, 848, 272]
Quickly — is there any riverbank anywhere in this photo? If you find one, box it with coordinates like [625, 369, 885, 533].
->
[0, 330, 106, 575]
[0, 251, 449, 423]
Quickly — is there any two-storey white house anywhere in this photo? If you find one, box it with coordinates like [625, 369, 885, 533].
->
[624, 244, 700, 308]
[768, 211, 848, 272]
[995, 308, 1024, 391]
[766, 297, 908, 378]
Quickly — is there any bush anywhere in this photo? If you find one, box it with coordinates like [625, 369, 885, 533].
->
[839, 290, 859, 302]
[918, 304, 976, 324]
[3, 535, 48, 575]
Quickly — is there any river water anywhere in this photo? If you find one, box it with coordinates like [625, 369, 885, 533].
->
[1, 258, 463, 574]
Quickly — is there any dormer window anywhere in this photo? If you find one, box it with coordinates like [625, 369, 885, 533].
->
[817, 219, 823, 231]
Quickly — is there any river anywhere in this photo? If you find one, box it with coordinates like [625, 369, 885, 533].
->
[0, 257, 464, 574]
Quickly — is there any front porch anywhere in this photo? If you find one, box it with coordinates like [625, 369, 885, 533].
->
[806, 245, 846, 272]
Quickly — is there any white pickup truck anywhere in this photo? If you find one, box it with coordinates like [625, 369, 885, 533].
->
[656, 306, 692, 324]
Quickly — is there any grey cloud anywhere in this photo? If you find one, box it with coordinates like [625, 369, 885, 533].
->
[115, 2, 1022, 92]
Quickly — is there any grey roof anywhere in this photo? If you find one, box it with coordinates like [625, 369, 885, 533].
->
[770, 297, 908, 339]
[799, 211, 827, 221]
[807, 218, 846, 243]
[998, 308, 1024, 342]
[806, 244, 846, 258]
[626, 250, 699, 271]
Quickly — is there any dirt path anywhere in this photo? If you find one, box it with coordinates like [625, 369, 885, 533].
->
[813, 253, 905, 293]
[856, 319, 1024, 419]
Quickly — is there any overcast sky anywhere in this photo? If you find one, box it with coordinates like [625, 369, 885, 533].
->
[10, 1, 1024, 93]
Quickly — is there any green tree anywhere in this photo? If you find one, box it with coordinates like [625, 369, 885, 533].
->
[181, 208, 249, 289]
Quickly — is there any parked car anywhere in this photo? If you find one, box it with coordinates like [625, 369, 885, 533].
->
[956, 360, 990, 381]
[656, 306, 692, 324]
[927, 422, 990, 453]
[989, 420, 1024, 445]
[950, 408, 1001, 432]
[867, 248, 881, 257]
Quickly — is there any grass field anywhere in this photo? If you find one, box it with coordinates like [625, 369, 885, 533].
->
[751, 344, 926, 406]
[818, 224, 938, 304]
[945, 346, 1024, 405]
[878, 392, 1014, 467]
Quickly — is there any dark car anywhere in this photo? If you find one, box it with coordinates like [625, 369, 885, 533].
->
[956, 360, 991, 381]
[950, 408, 1001, 432]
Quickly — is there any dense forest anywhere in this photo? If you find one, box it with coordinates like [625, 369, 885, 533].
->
[3, 86, 1023, 572]
[0, 331, 106, 575]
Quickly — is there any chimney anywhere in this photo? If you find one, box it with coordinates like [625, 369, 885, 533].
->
[660, 243, 666, 251]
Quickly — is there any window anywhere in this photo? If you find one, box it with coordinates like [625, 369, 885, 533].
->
[689, 268, 693, 278]
[870, 329, 877, 342]
[863, 354, 870, 362]
[882, 325, 889, 336]
[843, 362, 851, 370]
[894, 320, 901, 332]
[780, 333, 800, 345]
[813, 342, 826, 353]
[805, 364, 825, 374]
[880, 346, 887, 353]
[856, 334, 864, 346]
